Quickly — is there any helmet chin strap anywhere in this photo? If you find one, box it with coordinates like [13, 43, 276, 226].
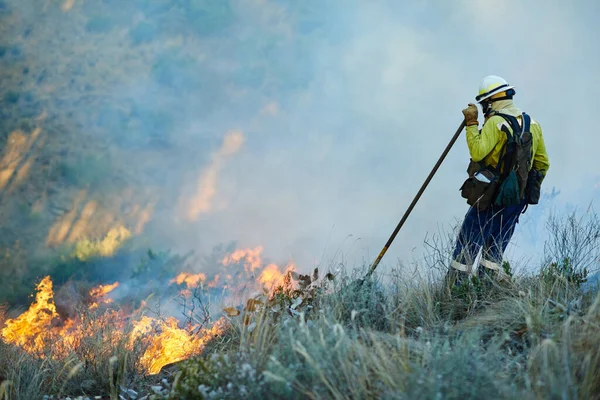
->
[481, 100, 494, 117]
[480, 89, 515, 117]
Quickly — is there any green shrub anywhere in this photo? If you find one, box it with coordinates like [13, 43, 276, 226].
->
[541, 257, 588, 288]
[323, 276, 390, 331]
[265, 318, 521, 399]
[167, 352, 269, 399]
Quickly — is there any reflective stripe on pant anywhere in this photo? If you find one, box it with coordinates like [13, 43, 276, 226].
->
[450, 259, 470, 272]
[480, 258, 501, 271]
[452, 199, 526, 268]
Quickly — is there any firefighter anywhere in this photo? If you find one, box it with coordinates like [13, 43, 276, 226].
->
[447, 75, 550, 287]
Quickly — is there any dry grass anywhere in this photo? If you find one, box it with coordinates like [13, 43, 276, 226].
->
[0, 252, 598, 399]
[155, 261, 597, 399]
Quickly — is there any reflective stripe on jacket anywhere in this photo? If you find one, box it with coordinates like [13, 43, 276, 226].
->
[465, 112, 550, 175]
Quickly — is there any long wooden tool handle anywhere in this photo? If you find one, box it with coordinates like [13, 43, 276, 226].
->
[366, 120, 467, 277]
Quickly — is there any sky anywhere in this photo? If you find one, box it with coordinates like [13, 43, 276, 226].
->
[4, 0, 600, 279]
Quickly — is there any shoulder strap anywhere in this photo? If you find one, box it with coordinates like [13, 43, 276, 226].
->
[494, 112, 521, 139]
[495, 112, 531, 137]
[492, 112, 523, 180]
[521, 113, 531, 136]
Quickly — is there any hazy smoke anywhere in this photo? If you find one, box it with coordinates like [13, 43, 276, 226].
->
[1, 0, 598, 283]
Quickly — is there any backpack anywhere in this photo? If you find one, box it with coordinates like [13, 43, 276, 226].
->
[493, 112, 533, 206]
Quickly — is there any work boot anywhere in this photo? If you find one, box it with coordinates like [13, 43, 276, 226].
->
[477, 258, 514, 292]
[476, 266, 498, 291]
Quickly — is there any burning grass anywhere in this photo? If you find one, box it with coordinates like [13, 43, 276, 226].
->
[0, 244, 298, 399]
[0, 274, 227, 399]
[0, 275, 228, 377]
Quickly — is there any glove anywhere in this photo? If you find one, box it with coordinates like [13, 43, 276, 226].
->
[462, 103, 479, 126]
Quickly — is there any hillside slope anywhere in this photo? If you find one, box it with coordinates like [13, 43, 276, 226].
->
[0, 0, 323, 304]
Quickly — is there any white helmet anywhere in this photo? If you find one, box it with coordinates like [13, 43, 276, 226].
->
[476, 75, 515, 103]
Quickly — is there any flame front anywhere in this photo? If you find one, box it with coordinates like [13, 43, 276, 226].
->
[0, 277, 225, 374]
[1, 246, 295, 375]
[1, 276, 59, 354]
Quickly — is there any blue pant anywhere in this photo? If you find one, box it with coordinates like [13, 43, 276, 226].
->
[452, 199, 527, 269]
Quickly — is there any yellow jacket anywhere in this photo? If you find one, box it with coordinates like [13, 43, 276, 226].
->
[466, 105, 550, 175]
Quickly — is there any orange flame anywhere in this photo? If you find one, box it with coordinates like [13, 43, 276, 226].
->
[0, 277, 121, 356]
[259, 263, 295, 289]
[222, 246, 264, 272]
[170, 272, 207, 288]
[0, 276, 59, 354]
[221, 246, 294, 290]
[89, 282, 119, 310]
[0, 277, 226, 375]
[131, 316, 226, 374]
